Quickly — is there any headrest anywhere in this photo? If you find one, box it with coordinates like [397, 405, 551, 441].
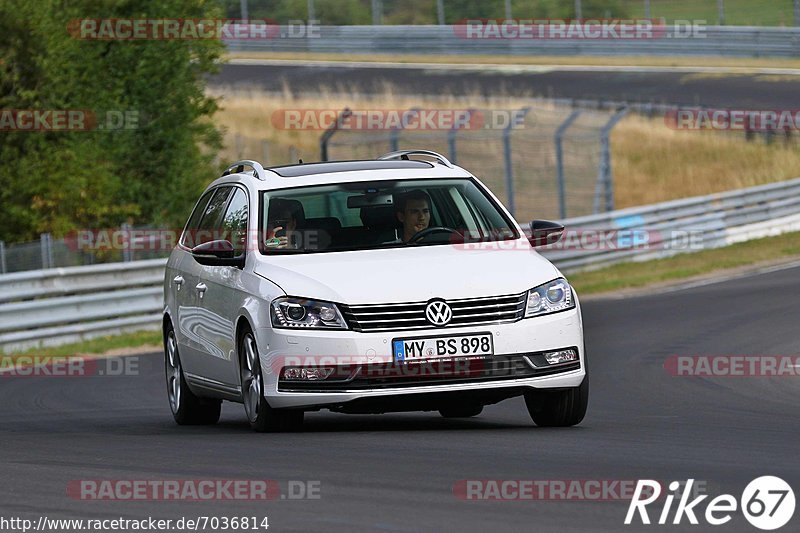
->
[268, 198, 305, 226]
[304, 217, 342, 233]
[360, 205, 398, 229]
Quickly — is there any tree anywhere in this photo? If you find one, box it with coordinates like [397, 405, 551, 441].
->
[0, 0, 224, 242]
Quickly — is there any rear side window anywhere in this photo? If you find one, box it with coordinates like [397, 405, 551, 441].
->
[180, 190, 213, 248]
[182, 187, 232, 248]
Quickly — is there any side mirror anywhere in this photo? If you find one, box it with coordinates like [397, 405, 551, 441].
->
[528, 220, 565, 247]
[191, 240, 245, 268]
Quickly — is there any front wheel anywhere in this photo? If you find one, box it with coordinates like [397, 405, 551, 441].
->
[239, 327, 303, 432]
[524, 377, 588, 427]
[164, 324, 221, 425]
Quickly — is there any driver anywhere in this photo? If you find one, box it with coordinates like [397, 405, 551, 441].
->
[395, 189, 431, 243]
[266, 199, 299, 249]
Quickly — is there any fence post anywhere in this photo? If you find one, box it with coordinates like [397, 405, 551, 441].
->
[594, 107, 628, 214]
[554, 110, 581, 219]
[121, 223, 132, 262]
[235, 133, 244, 159]
[0, 240, 6, 274]
[261, 140, 269, 164]
[319, 108, 352, 161]
[389, 108, 420, 151]
[40, 233, 52, 269]
[446, 108, 475, 165]
[502, 107, 531, 218]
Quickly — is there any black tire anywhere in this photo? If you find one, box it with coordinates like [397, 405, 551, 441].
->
[524, 377, 588, 427]
[164, 323, 221, 425]
[439, 404, 483, 418]
[239, 326, 304, 433]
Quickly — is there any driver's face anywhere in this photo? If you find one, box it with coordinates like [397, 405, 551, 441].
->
[398, 198, 431, 241]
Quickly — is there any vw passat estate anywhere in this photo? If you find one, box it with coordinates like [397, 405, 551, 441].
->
[163, 150, 587, 431]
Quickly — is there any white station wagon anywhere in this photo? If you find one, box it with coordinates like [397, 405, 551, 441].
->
[163, 150, 587, 431]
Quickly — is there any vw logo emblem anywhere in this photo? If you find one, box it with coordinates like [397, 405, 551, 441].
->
[425, 300, 452, 326]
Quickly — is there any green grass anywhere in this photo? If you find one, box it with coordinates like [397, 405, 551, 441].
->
[569, 230, 800, 294]
[11, 329, 162, 359]
[624, 0, 796, 26]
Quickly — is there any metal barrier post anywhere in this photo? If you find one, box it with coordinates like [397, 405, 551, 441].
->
[319, 108, 352, 161]
[0, 240, 6, 274]
[594, 108, 628, 213]
[554, 110, 581, 219]
[502, 107, 531, 218]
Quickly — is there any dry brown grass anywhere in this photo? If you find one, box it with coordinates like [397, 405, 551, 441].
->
[211, 88, 800, 211]
[611, 114, 800, 207]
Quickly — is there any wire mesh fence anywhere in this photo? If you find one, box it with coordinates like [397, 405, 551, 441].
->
[0, 105, 625, 274]
[0, 228, 173, 275]
[323, 105, 625, 223]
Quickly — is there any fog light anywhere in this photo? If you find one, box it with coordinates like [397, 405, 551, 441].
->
[544, 349, 577, 365]
[282, 367, 335, 381]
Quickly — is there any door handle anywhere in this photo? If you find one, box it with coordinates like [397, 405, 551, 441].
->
[173, 275, 184, 290]
[195, 282, 207, 299]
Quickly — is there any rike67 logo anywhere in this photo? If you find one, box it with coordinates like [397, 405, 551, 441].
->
[626, 477, 795, 530]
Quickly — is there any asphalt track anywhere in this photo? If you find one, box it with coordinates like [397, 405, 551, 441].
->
[1, 264, 798, 532]
[213, 61, 800, 109]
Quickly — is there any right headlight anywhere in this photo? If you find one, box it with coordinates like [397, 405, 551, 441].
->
[271, 297, 348, 329]
[525, 278, 575, 318]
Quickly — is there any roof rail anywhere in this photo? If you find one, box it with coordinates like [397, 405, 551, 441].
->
[221, 160, 267, 180]
[377, 150, 454, 169]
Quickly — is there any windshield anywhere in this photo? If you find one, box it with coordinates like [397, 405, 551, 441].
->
[259, 178, 518, 254]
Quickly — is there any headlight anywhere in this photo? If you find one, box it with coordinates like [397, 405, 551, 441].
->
[271, 297, 348, 329]
[525, 278, 575, 318]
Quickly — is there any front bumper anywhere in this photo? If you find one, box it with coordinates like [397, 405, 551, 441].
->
[256, 305, 585, 409]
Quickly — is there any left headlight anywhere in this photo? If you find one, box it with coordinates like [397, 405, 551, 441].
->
[271, 297, 348, 329]
[525, 278, 575, 318]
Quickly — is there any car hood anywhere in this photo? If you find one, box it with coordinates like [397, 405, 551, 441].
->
[254, 240, 562, 304]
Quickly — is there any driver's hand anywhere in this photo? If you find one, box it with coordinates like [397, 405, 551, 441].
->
[266, 227, 290, 249]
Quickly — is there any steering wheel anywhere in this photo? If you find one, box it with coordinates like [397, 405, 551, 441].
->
[407, 226, 462, 244]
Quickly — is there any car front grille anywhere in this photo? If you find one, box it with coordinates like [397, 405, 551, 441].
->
[339, 292, 527, 332]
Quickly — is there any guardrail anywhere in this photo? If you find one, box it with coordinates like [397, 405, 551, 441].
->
[225, 25, 800, 57]
[541, 177, 800, 271]
[2, 177, 800, 353]
[0, 259, 166, 353]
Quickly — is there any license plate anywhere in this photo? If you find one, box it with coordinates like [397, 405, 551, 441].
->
[392, 333, 494, 362]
